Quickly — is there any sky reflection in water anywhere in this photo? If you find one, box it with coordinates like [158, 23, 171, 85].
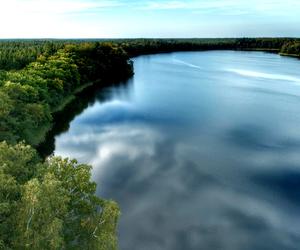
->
[54, 51, 300, 250]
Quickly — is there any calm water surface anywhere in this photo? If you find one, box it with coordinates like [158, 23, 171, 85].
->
[54, 51, 300, 250]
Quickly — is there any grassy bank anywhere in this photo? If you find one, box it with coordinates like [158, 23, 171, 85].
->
[279, 52, 300, 58]
[51, 81, 95, 113]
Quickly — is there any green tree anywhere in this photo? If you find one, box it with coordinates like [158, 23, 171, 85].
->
[15, 174, 69, 250]
[0, 142, 120, 250]
[42, 157, 120, 250]
[0, 170, 19, 250]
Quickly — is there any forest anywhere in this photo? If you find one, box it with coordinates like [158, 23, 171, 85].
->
[0, 38, 300, 249]
[0, 42, 133, 249]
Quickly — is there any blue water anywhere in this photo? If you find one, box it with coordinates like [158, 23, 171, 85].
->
[54, 51, 300, 250]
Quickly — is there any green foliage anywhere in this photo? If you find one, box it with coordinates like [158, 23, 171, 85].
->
[0, 40, 64, 70]
[0, 169, 19, 250]
[0, 42, 133, 145]
[0, 142, 120, 250]
[0, 141, 40, 183]
[0, 42, 132, 249]
[117, 38, 300, 56]
[281, 41, 300, 56]
[16, 174, 68, 250]
[234, 37, 291, 50]
[0, 142, 41, 249]
[65, 42, 133, 82]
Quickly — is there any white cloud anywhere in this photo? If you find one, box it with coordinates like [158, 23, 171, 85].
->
[142, 0, 300, 15]
[0, 0, 123, 38]
[0, 0, 299, 38]
[143, 0, 235, 10]
[0, 0, 121, 15]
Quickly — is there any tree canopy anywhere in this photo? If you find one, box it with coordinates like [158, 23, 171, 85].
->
[0, 142, 120, 250]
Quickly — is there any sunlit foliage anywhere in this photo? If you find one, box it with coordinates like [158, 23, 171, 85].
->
[0, 142, 120, 250]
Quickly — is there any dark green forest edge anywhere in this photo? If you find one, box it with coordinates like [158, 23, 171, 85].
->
[0, 38, 300, 249]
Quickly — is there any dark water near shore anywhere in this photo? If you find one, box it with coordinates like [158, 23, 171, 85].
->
[53, 51, 300, 250]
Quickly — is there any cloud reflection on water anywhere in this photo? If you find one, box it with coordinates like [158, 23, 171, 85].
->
[56, 120, 300, 250]
[54, 51, 300, 250]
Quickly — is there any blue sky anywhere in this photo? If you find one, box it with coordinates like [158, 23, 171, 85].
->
[0, 0, 299, 38]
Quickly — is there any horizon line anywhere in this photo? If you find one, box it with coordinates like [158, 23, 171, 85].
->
[0, 36, 299, 40]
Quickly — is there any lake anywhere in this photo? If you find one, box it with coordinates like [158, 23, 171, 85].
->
[53, 51, 300, 250]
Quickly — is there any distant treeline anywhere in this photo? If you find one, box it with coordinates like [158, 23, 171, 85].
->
[1, 38, 300, 71]
[118, 38, 300, 56]
[0, 41, 64, 70]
